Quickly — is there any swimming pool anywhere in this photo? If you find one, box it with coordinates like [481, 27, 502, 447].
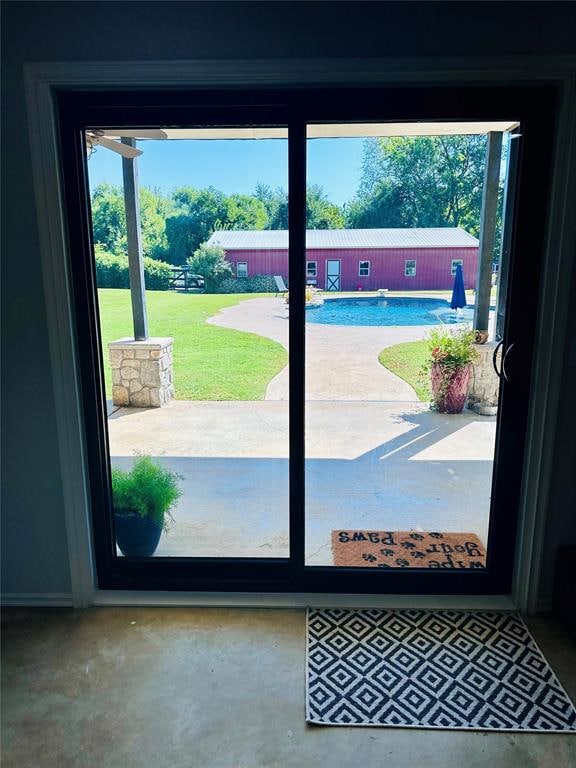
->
[306, 296, 474, 327]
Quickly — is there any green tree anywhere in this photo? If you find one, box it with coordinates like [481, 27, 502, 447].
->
[254, 184, 289, 229]
[306, 184, 345, 229]
[164, 215, 198, 265]
[91, 183, 127, 255]
[90, 183, 171, 259]
[344, 180, 408, 228]
[165, 187, 268, 264]
[225, 193, 268, 230]
[186, 242, 232, 292]
[166, 186, 229, 263]
[347, 136, 487, 235]
[139, 187, 171, 259]
[255, 183, 344, 229]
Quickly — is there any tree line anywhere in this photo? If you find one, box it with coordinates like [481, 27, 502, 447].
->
[91, 135, 501, 266]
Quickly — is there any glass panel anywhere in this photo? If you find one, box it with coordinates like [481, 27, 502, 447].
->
[305, 123, 512, 571]
[86, 127, 289, 558]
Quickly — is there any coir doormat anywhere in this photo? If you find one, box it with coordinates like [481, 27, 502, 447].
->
[307, 609, 576, 731]
[332, 530, 486, 569]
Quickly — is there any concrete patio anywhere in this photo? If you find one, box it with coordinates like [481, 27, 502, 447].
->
[107, 295, 497, 563]
[209, 296, 429, 401]
[109, 401, 496, 563]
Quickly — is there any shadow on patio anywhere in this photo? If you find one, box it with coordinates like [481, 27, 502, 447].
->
[109, 402, 496, 564]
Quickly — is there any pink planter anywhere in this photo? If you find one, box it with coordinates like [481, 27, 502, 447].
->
[431, 363, 472, 414]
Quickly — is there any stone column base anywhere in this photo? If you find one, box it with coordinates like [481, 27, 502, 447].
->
[109, 337, 174, 408]
[467, 341, 501, 413]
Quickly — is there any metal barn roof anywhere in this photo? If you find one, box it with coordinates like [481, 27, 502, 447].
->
[207, 228, 479, 250]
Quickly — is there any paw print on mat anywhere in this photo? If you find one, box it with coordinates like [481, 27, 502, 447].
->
[380, 548, 394, 557]
[362, 553, 377, 563]
[395, 558, 410, 567]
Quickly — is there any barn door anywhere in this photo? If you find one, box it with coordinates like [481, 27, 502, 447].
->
[326, 260, 341, 290]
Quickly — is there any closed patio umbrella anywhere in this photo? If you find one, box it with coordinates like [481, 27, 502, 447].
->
[450, 264, 467, 310]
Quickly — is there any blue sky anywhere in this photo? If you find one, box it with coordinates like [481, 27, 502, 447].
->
[87, 138, 365, 206]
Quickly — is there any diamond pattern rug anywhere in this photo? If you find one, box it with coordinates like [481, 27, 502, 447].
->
[307, 609, 576, 731]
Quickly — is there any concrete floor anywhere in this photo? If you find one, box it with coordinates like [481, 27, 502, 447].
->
[2, 608, 575, 768]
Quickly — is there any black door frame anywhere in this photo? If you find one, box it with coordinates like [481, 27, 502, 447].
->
[57, 83, 558, 594]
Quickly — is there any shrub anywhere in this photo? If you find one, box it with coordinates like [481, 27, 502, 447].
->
[142, 257, 173, 290]
[94, 247, 173, 290]
[112, 456, 182, 531]
[95, 248, 129, 288]
[425, 325, 478, 370]
[217, 274, 278, 294]
[186, 243, 232, 292]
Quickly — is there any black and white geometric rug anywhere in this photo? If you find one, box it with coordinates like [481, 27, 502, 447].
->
[307, 609, 576, 731]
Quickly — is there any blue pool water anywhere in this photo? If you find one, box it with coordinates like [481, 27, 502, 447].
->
[306, 297, 474, 327]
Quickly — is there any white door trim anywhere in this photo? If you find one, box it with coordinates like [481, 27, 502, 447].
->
[23, 57, 576, 610]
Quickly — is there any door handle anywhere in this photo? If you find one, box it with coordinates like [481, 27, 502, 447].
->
[502, 342, 515, 383]
[492, 340, 504, 378]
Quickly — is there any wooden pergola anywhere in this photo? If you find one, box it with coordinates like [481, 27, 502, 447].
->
[118, 121, 519, 343]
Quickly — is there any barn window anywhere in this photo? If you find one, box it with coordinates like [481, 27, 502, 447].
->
[358, 260, 370, 277]
[306, 261, 317, 278]
[237, 261, 248, 278]
[405, 259, 417, 277]
[451, 259, 464, 275]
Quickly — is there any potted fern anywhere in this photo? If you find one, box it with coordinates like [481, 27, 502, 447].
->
[112, 456, 182, 557]
[425, 325, 478, 414]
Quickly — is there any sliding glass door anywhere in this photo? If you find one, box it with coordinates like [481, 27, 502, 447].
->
[304, 122, 508, 577]
[57, 85, 556, 593]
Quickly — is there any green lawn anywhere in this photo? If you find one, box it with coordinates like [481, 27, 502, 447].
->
[378, 341, 430, 402]
[98, 289, 287, 400]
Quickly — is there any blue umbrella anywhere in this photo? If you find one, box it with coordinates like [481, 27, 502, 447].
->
[450, 264, 467, 310]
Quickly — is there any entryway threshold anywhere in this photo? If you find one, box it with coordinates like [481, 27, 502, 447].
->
[93, 591, 516, 610]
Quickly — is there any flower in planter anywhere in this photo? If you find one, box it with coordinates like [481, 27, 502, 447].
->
[423, 325, 478, 414]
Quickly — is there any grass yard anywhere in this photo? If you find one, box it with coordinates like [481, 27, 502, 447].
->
[98, 289, 287, 400]
[378, 341, 430, 403]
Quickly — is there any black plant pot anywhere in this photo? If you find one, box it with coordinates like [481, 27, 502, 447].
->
[114, 511, 163, 557]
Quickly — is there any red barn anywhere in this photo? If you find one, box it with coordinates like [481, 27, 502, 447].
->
[207, 228, 479, 291]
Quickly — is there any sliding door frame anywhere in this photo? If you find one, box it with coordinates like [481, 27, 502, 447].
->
[23, 58, 576, 608]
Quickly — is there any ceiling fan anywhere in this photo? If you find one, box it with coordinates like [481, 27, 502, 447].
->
[85, 129, 168, 158]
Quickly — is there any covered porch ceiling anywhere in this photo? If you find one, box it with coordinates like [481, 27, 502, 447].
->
[98, 121, 519, 141]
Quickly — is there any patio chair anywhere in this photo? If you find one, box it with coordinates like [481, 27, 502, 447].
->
[274, 275, 288, 297]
